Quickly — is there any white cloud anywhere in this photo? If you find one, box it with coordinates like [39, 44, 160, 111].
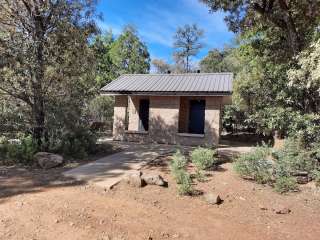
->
[96, 20, 122, 35]
[96, 0, 234, 61]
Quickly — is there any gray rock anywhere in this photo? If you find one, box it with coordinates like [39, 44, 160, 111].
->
[141, 173, 166, 186]
[204, 193, 222, 205]
[122, 171, 144, 187]
[275, 207, 291, 214]
[296, 176, 311, 184]
[292, 171, 309, 176]
[34, 152, 63, 169]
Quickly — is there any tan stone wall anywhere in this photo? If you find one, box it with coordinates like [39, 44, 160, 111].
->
[112, 95, 128, 141]
[149, 96, 180, 144]
[204, 96, 222, 145]
[127, 96, 141, 131]
[112, 95, 224, 146]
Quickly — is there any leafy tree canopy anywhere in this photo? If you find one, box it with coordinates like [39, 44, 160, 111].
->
[109, 26, 150, 75]
[200, 46, 240, 73]
[200, 0, 320, 57]
[91, 31, 115, 88]
[0, 0, 98, 147]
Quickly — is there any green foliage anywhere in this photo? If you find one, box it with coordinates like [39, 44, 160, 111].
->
[232, 38, 290, 115]
[59, 127, 97, 159]
[287, 113, 320, 146]
[0, 0, 98, 148]
[176, 170, 193, 195]
[201, 0, 320, 58]
[310, 142, 320, 161]
[170, 150, 187, 171]
[274, 176, 298, 194]
[222, 104, 254, 133]
[109, 26, 150, 75]
[170, 150, 194, 195]
[170, 150, 188, 183]
[87, 95, 114, 124]
[311, 170, 320, 187]
[273, 138, 318, 176]
[191, 147, 217, 183]
[91, 31, 116, 88]
[201, 1, 320, 141]
[233, 145, 273, 184]
[287, 39, 320, 113]
[252, 108, 320, 145]
[200, 47, 240, 73]
[191, 147, 217, 170]
[252, 107, 295, 136]
[194, 169, 206, 182]
[0, 135, 38, 164]
[171, 169, 186, 184]
[234, 138, 320, 193]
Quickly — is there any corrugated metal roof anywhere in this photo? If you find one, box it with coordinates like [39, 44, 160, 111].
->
[101, 73, 233, 95]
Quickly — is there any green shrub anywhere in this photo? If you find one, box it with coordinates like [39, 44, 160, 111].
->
[170, 150, 187, 172]
[274, 176, 298, 193]
[177, 171, 193, 195]
[288, 113, 320, 147]
[310, 141, 320, 161]
[0, 135, 38, 164]
[253, 107, 296, 137]
[59, 127, 97, 158]
[194, 169, 206, 182]
[234, 138, 320, 193]
[233, 145, 273, 184]
[172, 169, 186, 184]
[170, 150, 194, 195]
[311, 170, 320, 187]
[273, 138, 318, 175]
[191, 147, 217, 171]
[170, 150, 188, 183]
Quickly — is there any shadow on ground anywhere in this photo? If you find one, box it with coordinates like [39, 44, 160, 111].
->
[0, 165, 86, 204]
[0, 139, 252, 203]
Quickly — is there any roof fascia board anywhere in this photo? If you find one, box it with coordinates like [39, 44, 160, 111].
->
[100, 91, 232, 96]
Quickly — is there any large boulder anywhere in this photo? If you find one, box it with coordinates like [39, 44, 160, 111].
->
[34, 152, 64, 169]
[122, 171, 145, 188]
[141, 173, 167, 187]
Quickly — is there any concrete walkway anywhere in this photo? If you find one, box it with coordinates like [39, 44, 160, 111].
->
[63, 141, 252, 189]
[63, 143, 176, 189]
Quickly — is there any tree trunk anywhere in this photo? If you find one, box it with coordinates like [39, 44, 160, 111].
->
[32, 13, 46, 148]
[254, 0, 302, 55]
[277, 0, 301, 54]
[186, 55, 190, 73]
[32, 95, 45, 147]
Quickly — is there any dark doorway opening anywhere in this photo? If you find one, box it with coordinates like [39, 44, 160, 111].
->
[188, 100, 205, 134]
[138, 99, 149, 131]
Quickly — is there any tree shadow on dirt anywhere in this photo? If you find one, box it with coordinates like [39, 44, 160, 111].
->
[0, 141, 119, 203]
[0, 165, 86, 204]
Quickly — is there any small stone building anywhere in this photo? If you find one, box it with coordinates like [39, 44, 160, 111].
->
[101, 73, 233, 146]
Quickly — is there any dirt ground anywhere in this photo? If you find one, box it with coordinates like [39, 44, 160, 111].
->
[1, 151, 320, 240]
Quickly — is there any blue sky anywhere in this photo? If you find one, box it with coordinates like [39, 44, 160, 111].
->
[97, 0, 234, 65]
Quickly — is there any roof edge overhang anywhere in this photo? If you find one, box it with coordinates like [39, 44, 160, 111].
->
[100, 91, 232, 96]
